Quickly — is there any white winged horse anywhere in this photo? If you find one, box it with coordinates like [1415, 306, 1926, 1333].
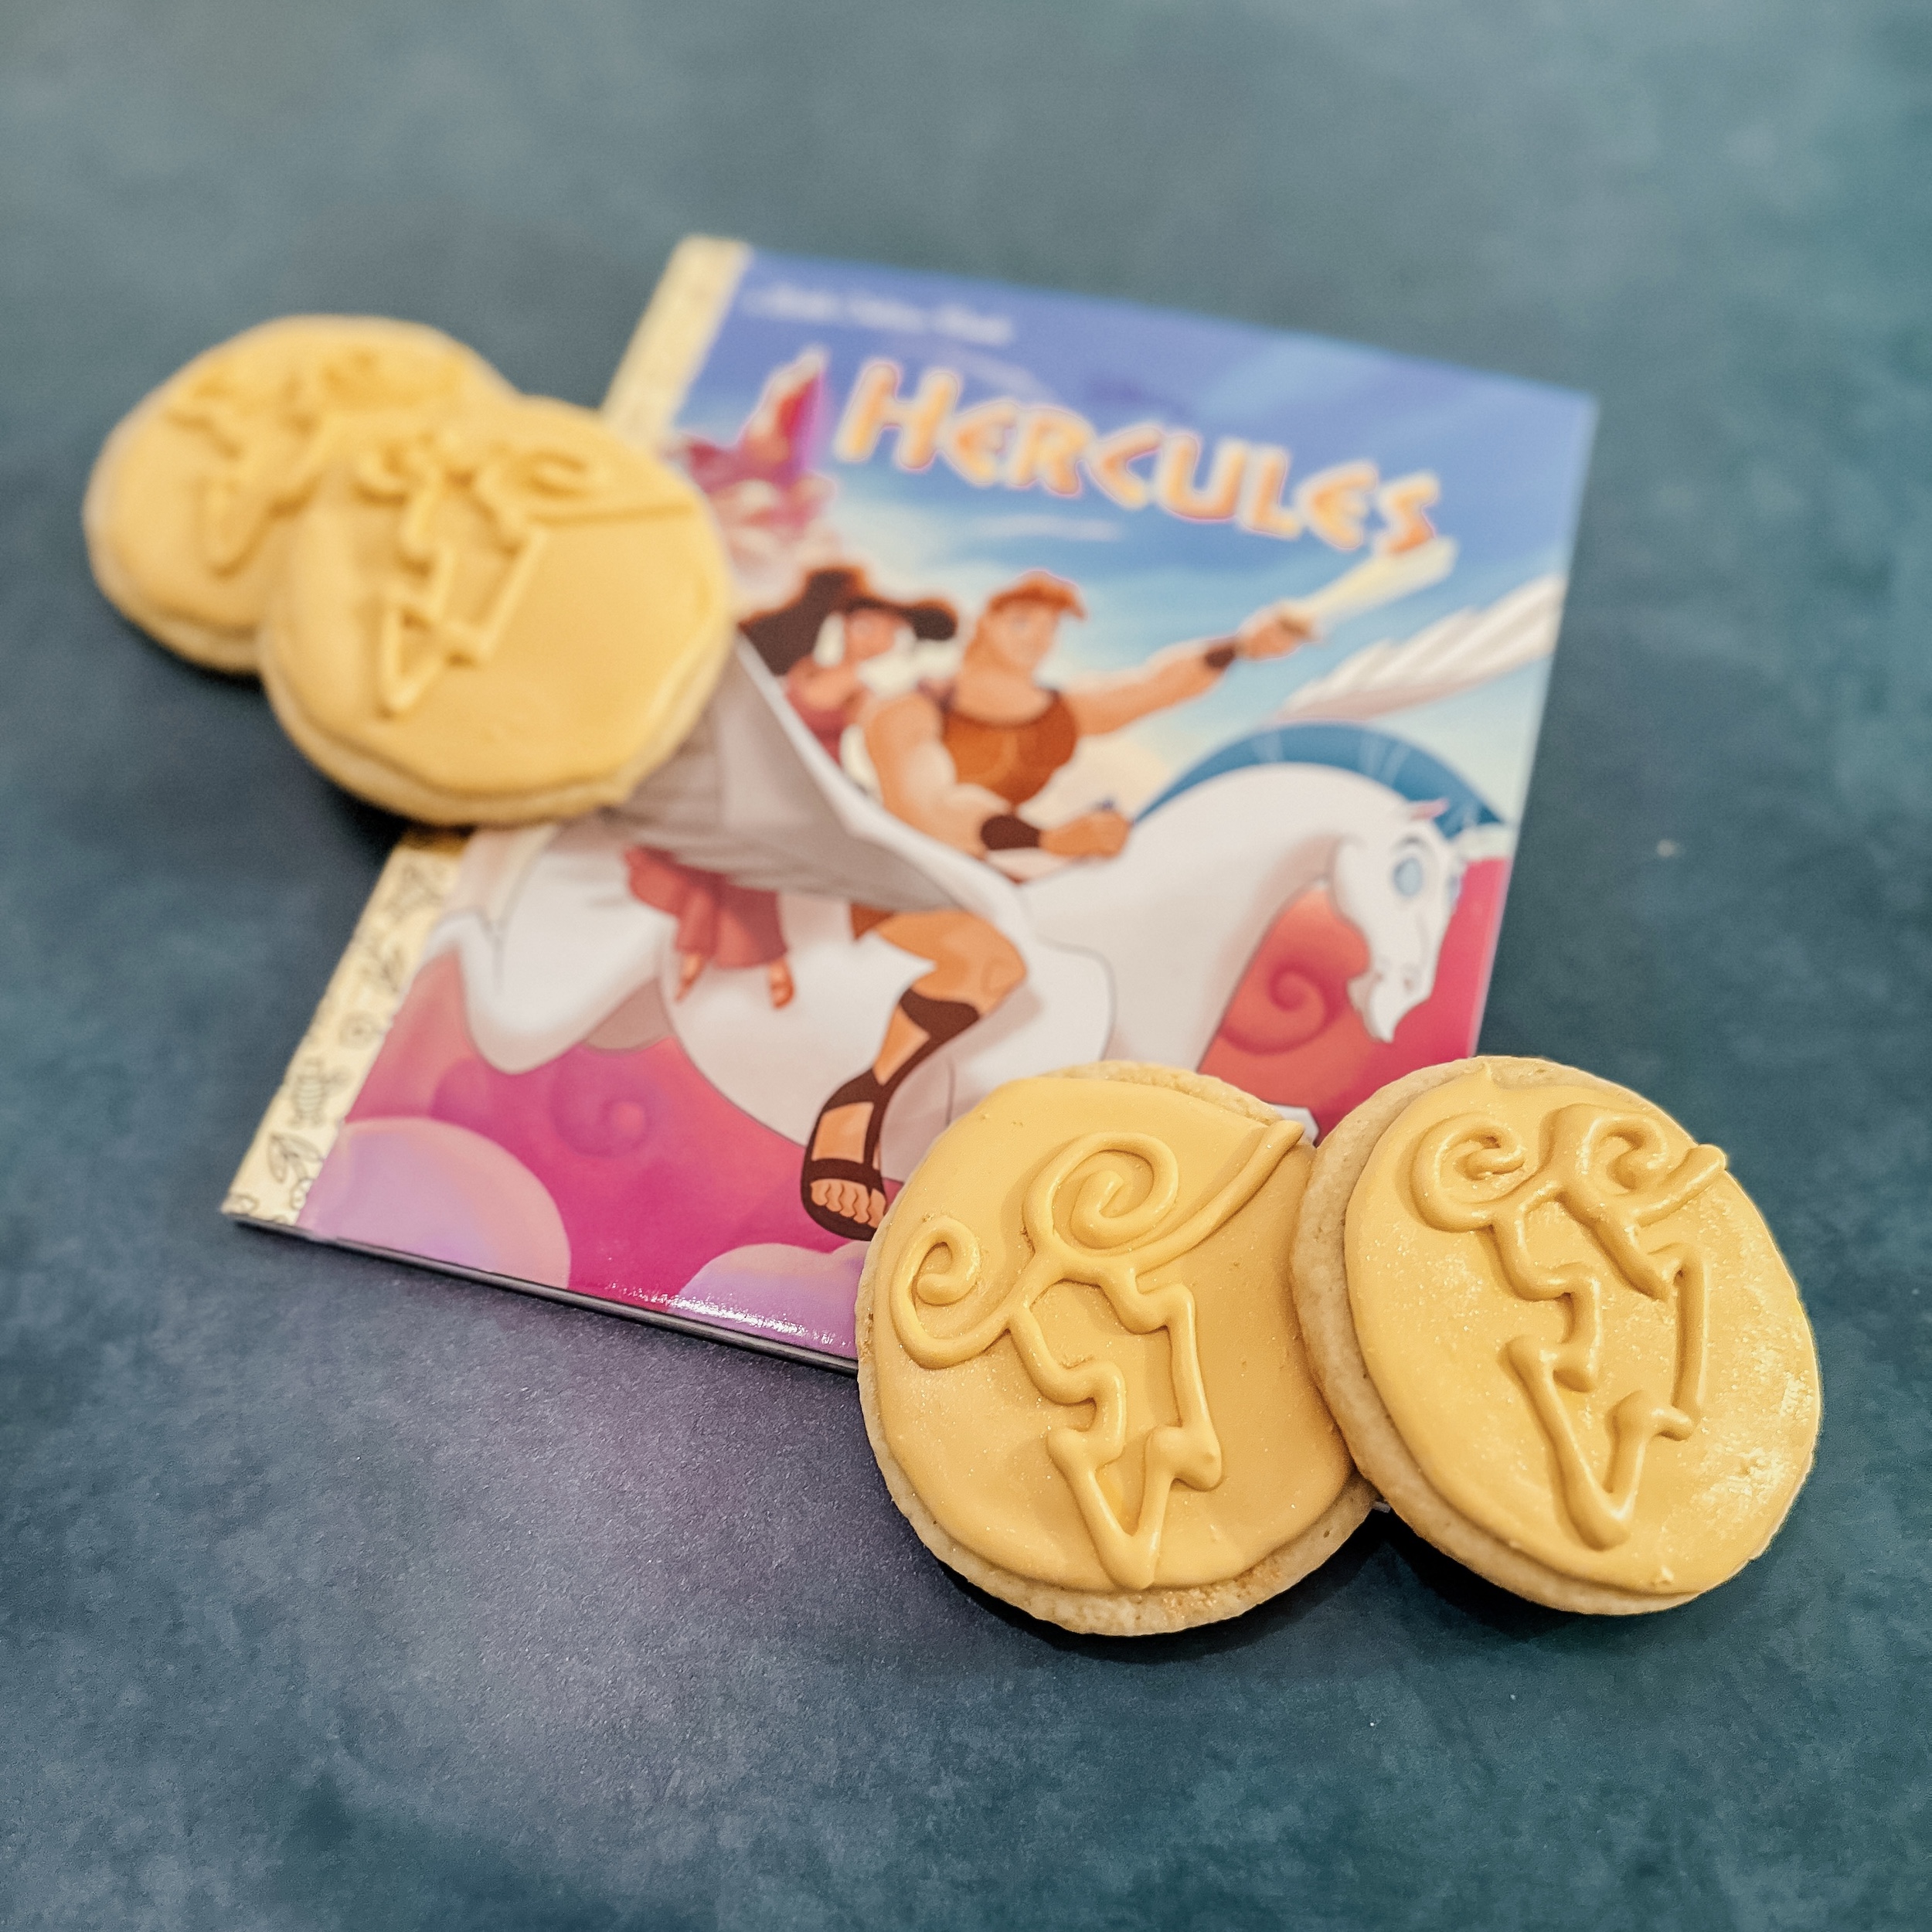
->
[420, 568, 1560, 1192]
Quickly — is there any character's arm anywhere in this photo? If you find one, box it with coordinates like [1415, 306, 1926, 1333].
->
[785, 655, 864, 716]
[1062, 605, 1319, 736]
[866, 693, 1012, 856]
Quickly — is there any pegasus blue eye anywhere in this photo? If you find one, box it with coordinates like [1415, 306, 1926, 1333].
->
[1393, 855, 1424, 897]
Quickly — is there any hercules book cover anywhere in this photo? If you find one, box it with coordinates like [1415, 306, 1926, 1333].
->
[228, 238, 1595, 1369]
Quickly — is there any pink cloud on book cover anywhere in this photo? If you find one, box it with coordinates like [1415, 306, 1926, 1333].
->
[293, 863, 1504, 1360]
[297, 954, 865, 1355]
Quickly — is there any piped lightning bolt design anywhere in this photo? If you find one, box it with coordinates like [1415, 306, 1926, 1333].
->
[1410, 1102, 1726, 1549]
[168, 343, 471, 574]
[889, 1120, 1298, 1589]
[351, 428, 679, 716]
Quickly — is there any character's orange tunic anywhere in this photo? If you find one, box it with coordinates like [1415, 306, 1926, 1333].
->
[940, 692, 1079, 806]
[849, 692, 1084, 940]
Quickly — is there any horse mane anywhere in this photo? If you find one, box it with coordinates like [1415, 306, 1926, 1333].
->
[1138, 723, 1502, 838]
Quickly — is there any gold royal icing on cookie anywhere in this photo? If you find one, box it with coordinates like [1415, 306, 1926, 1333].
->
[89, 318, 505, 655]
[1345, 1066, 1820, 1595]
[870, 1075, 1355, 1594]
[264, 394, 732, 806]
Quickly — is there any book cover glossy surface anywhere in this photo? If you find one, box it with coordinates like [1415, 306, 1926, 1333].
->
[230, 240, 1595, 1369]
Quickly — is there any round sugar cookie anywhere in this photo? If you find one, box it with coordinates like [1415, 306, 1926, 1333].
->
[1291, 1056, 1821, 1614]
[856, 1062, 1373, 1636]
[83, 315, 511, 672]
[259, 392, 734, 824]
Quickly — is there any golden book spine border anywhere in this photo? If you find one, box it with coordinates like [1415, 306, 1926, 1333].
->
[223, 831, 465, 1225]
[601, 233, 751, 451]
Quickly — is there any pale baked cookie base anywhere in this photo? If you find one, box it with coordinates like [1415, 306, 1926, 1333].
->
[855, 1060, 1376, 1637]
[83, 391, 260, 675]
[257, 582, 739, 827]
[1289, 1053, 1753, 1615]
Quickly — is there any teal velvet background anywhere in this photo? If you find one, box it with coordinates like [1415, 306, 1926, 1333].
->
[2, 3, 1927, 1925]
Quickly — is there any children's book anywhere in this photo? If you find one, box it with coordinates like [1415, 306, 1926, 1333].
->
[226, 238, 1595, 1369]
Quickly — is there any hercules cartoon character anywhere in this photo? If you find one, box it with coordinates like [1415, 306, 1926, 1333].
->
[800, 570, 1317, 1239]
